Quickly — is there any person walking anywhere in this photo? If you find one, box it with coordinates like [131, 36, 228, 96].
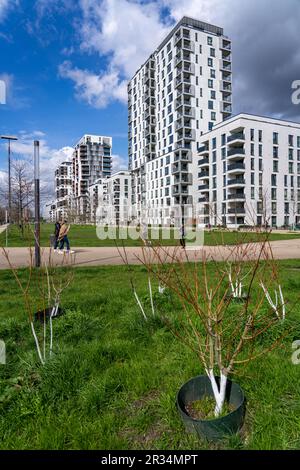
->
[179, 224, 186, 249]
[53, 220, 61, 251]
[58, 221, 74, 253]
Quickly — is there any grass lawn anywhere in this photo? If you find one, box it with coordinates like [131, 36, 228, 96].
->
[0, 261, 300, 450]
[1, 223, 300, 247]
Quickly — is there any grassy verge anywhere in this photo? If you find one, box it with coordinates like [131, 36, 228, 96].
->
[1, 223, 300, 247]
[0, 262, 300, 449]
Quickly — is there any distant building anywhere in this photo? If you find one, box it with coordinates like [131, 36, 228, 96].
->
[72, 135, 112, 222]
[197, 113, 300, 229]
[54, 161, 72, 221]
[88, 171, 132, 225]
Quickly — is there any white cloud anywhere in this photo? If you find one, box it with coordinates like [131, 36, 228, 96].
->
[0, 0, 18, 21]
[59, 0, 171, 108]
[59, 61, 128, 108]
[111, 153, 127, 173]
[0, 131, 74, 203]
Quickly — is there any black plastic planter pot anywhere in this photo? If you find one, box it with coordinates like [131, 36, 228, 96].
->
[177, 375, 246, 442]
[34, 307, 64, 323]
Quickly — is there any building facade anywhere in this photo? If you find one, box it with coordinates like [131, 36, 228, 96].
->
[197, 113, 300, 228]
[54, 161, 73, 221]
[72, 135, 112, 222]
[128, 16, 232, 222]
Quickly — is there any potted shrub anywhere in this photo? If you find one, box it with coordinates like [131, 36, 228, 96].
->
[140, 230, 289, 441]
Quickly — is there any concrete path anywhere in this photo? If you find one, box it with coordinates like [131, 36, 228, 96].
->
[1, 239, 300, 269]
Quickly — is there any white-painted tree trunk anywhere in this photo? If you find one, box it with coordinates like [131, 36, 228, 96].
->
[207, 369, 228, 417]
[148, 277, 155, 316]
[260, 282, 285, 320]
[31, 321, 45, 365]
[134, 289, 148, 321]
[49, 304, 58, 357]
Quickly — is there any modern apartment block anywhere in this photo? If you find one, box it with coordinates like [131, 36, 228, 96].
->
[128, 16, 232, 222]
[197, 113, 300, 228]
[88, 171, 132, 225]
[72, 134, 112, 221]
[54, 161, 73, 221]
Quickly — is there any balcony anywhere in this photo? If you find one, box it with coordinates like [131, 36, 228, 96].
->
[227, 132, 245, 145]
[220, 60, 232, 72]
[174, 141, 192, 151]
[227, 194, 246, 201]
[221, 103, 232, 114]
[172, 186, 190, 197]
[199, 170, 209, 179]
[175, 95, 192, 110]
[175, 117, 192, 131]
[175, 73, 192, 88]
[175, 51, 192, 67]
[227, 163, 245, 173]
[227, 178, 246, 187]
[220, 81, 232, 94]
[174, 28, 190, 46]
[199, 184, 209, 191]
[172, 163, 189, 174]
[176, 129, 196, 141]
[227, 148, 245, 160]
[177, 106, 195, 119]
[174, 173, 193, 185]
[198, 144, 209, 155]
[175, 61, 195, 74]
[181, 40, 195, 53]
[177, 84, 195, 98]
[198, 158, 209, 167]
[227, 208, 246, 215]
[221, 40, 231, 52]
[174, 149, 192, 163]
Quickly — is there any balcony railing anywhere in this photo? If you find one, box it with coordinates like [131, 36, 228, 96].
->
[198, 144, 209, 154]
[227, 163, 245, 171]
[227, 178, 246, 186]
[198, 158, 209, 166]
[228, 208, 246, 214]
[227, 194, 246, 200]
[199, 184, 209, 191]
[227, 133, 245, 143]
[227, 148, 245, 157]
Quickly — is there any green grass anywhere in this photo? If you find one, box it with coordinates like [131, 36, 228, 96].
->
[1, 223, 300, 247]
[0, 261, 300, 449]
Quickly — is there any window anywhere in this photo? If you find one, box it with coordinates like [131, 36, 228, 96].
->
[211, 90, 216, 100]
[210, 69, 216, 79]
[271, 174, 277, 186]
[208, 100, 214, 110]
[289, 162, 294, 174]
[250, 129, 255, 141]
[221, 134, 226, 146]
[273, 160, 278, 172]
[251, 158, 255, 170]
[289, 135, 294, 147]
[251, 143, 255, 156]
[273, 132, 278, 145]
[273, 146, 279, 158]
[289, 148, 294, 160]
[208, 58, 213, 67]
[208, 79, 213, 88]
[259, 144, 263, 157]
[271, 188, 277, 200]
[258, 130, 263, 142]
[212, 137, 217, 149]
[251, 187, 255, 199]
[210, 48, 215, 57]
[297, 136, 300, 148]
[207, 36, 213, 45]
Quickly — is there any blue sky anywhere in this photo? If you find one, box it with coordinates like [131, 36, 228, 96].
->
[1, 0, 300, 199]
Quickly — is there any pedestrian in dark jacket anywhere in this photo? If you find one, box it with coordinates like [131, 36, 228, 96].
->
[54, 221, 61, 250]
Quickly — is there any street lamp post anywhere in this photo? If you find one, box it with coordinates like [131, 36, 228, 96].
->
[1, 135, 18, 224]
[34, 140, 41, 268]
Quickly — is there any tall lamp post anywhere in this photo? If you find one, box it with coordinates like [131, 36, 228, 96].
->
[34, 140, 41, 268]
[1, 135, 18, 224]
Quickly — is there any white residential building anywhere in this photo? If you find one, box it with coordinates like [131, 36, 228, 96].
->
[128, 16, 232, 222]
[72, 134, 112, 222]
[88, 171, 132, 225]
[197, 113, 300, 229]
[54, 161, 72, 221]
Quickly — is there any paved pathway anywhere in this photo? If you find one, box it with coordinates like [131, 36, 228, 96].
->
[1, 239, 300, 269]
